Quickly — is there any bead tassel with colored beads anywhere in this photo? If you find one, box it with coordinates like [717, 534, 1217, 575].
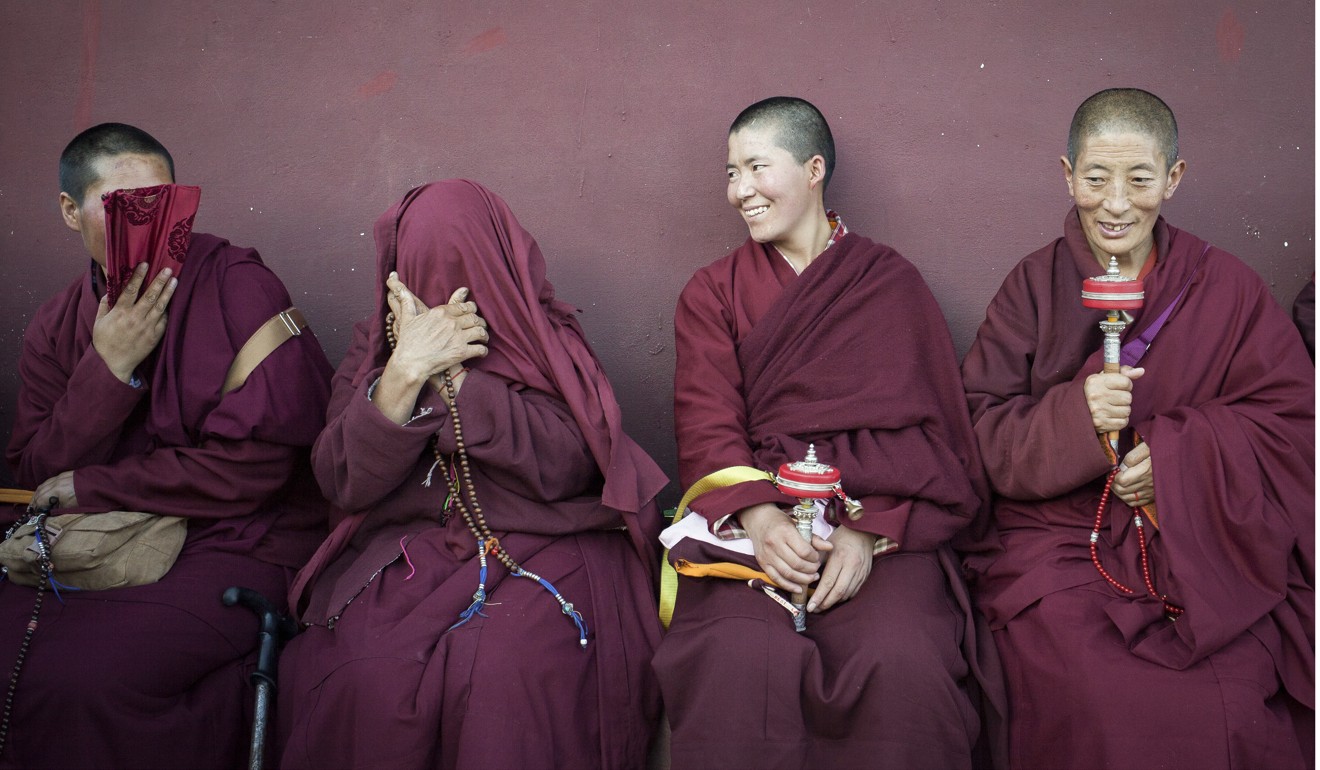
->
[447, 538, 491, 632]
[436, 371, 591, 648]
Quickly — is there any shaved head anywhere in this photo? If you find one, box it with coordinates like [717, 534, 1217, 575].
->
[60, 122, 174, 204]
[1067, 88, 1179, 170]
[730, 96, 836, 190]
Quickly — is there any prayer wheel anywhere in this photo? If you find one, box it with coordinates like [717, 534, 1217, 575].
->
[1082, 256, 1145, 374]
[773, 445, 842, 632]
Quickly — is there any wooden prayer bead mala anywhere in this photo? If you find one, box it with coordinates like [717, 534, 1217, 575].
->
[386, 311, 588, 646]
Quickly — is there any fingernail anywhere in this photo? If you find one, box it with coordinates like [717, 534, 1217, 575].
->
[807, 602, 818, 612]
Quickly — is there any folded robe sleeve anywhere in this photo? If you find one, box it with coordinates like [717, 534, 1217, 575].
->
[1124, 273, 1314, 680]
[313, 321, 601, 517]
[9, 323, 146, 487]
[7, 249, 331, 522]
[71, 260, 328, 519]
[672, 269, 796, 526]
[963, 264, 1113, 500]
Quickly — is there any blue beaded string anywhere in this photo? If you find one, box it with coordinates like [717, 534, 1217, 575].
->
[447, 538, 491, 632]
[511, 566, 589, 649]
[30, 522, 79, 603]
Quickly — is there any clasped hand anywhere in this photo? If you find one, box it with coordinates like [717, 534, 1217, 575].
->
[92, 263, 177, 384]
[740, 503, 876, 613]
[1111, 442, 1155, 509]
[384, 271, 489, 388]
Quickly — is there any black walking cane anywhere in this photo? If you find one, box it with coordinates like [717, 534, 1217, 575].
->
[222, 586, 298, 770]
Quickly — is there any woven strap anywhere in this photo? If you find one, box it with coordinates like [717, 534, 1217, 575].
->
[222, 307, 307, 396]
[659, 466, 774, 628]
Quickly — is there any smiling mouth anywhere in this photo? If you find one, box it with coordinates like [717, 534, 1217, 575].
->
[1098, 221, 1133, 236]
[744, 205, 769, 218]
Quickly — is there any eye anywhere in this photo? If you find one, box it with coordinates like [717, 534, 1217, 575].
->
[727, 170, 738, 181]
[1084, 176, 1104, 184]
[752, 163, 767, 172]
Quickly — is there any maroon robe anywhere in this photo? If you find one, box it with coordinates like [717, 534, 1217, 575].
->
[2, 233, 333, 770]
[654, 231, 1004, 770]
[278, 180, 667, 770]
[961, 209, 1314, 770]
[1294, 276, 1314, 360]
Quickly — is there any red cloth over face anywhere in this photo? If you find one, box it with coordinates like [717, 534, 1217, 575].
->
[102, 183, 200, 306]
[362, 179, 666, 556]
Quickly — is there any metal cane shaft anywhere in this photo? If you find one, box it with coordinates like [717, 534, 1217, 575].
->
[248, 681, 271, 770]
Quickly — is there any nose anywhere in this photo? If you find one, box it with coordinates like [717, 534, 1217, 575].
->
[734, 174, 755, 201]
[1102, 179, 1130, 215]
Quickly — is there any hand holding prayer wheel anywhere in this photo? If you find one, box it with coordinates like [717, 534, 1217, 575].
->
[1082, 257, 1145, 440]
[772, 445, 858, 632]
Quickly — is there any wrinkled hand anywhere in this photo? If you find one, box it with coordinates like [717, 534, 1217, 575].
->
[32, 471, 77, 511]
[1112, 441, 1155, 509]
[1084, 365, 1145, 433]
[92, 263, 177, 383]
[740, 503, 825, 593]
[809, 525, 876, 612]
[385, 272, 488, 386]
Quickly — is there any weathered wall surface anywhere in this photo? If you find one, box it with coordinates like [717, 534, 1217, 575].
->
[0, 1, 1312, 493]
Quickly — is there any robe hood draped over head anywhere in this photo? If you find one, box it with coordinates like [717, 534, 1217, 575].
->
[358, 179, 666, 521]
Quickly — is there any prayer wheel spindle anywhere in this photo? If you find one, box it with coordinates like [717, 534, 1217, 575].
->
[1081, 256, 1145, 453]
[773, 445, 841, 633]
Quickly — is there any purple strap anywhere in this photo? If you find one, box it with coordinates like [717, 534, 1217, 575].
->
[1119, 242, 1212, 367]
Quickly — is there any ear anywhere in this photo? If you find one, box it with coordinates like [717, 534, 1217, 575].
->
[1060, 156, 1076, 198]
[59, 192, 82, 233]
[1162, 158, 1187, 200]
[806, 154, 827, 190]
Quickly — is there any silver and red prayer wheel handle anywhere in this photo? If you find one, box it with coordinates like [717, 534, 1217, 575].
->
[773, 444, 843, 633]
[1082, 256, 1146, 456]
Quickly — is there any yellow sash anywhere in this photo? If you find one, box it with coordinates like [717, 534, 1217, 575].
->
[659, 466, 773, 628]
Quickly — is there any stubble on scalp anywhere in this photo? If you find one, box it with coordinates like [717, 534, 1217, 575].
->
[1067, 88, 1179, 170]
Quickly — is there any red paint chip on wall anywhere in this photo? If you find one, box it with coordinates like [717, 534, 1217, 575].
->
[357, 71, 398, 98]
[1217, 10, 1244, 63]
[462, 27, 507, 56]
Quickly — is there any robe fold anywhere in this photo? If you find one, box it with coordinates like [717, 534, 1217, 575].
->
[655, 230, 1004, 770]
[2, 233, 333, 769]
[961, 209, 1314, 770]
[278, 180, 667, 770]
